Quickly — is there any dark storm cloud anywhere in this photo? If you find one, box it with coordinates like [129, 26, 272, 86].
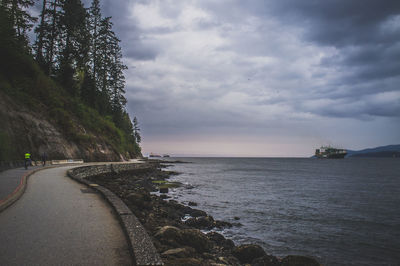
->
[267, 0, 400, 47]
[263, 0, 400, 119]
[321, 43, 400, 84]
[122, 32, 159, 60]
[270, 1, 400, 83]
[217, 0, 400, 46]
[83, 0, 162, 60]
[92, 0, 400, 154]
[124, 44, 158, 60]
[197, 1, 400, 101]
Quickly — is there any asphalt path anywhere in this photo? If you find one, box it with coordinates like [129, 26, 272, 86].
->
[0, 166, 132, 265]
[0, 166, 40, 200]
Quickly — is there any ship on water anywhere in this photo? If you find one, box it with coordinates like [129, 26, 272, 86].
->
[315, 146, 347, 159]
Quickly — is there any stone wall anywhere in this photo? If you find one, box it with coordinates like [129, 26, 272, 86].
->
[70, 163, 150, 179]
[68, 163, 163, 266]
[0, 161, 25, 172]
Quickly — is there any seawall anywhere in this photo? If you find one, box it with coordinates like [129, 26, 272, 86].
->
[68, 163, 163, 266]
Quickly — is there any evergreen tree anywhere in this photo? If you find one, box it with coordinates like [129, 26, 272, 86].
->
[96, 16, 127, 121]
[34, 0, 47, 66]
[2, 0, 142, 158]
[58, 0, 90, 95]
[0, 4, 18, 65]
[34, 0, 63, 74]
[1, 0, 37, 46]
[0, 4, 16, 47]
[78, 0, 102, 108]
[96, 16, 112, 112]
[133, 116, 141, 144]
[109, 43, 127, 126]
[88, 0, 101, 82]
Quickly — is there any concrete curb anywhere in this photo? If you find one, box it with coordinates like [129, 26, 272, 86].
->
[67, 164, 163, 266]
[0, 165, 58, 213]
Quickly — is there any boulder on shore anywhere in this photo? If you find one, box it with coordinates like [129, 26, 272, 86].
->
[207, 232, 235, 250]
[179, 229, 213, 253]
[184, 215, 215, 229]
[188, 201, 198, 206]
[155, 225, 181, 246]
[155, 226, 213, 253]
[232, 244, 267, 264]
[161, 247, 196, 258]
[189, 209, 208, 217]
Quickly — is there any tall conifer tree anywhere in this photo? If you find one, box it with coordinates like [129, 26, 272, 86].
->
[1, 0, 36, 46]
[89, 0, 101, 81]
[96, 16, 128, 123]
[58, 0, 89, 95]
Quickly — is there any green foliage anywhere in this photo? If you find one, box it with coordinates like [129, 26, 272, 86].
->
[0, 0, 142, 160]
[1, 0, 37, 46]
[50, 108, 75, 138]
[133, 116, 141, 143]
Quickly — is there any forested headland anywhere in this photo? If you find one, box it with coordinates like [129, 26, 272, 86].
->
[0, 0, 142, 161]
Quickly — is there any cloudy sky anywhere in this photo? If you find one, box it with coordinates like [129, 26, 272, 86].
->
[85, 1, 400, 156]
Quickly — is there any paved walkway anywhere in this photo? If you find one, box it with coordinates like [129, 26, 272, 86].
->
[0, 166, 40, 201]
[0, 166, 132, 265]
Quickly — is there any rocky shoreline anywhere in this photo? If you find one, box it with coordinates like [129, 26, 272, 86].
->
[87, 161, 320, 266]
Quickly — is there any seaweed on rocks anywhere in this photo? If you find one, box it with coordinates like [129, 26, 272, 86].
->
[86, 162, 320, 266]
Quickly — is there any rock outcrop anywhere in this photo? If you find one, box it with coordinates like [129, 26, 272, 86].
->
[0, 90, 126, 161]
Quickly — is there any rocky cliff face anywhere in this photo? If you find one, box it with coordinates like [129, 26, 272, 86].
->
[0, 91, 125, 162]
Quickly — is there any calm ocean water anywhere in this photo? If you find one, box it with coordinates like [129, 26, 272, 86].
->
[163, 157, 400, 266]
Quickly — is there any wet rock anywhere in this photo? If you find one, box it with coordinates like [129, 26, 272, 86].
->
[127, 190, 151, 201]
[234, 216, 240, 220]
[252, 255, 280, 266]
[232, 244, 267, 264]
[188, 201, 198, 206]
[155, 226, 181, 241]
[169, 200, 188, 211]
[281, 255, 320, 266]
[161, 247, 196, 258]
[217, 257, 231, 265]
[160, 187, 168, 193]
[160, 194, 170, 199]
[185, 216, 215, 229]
[189, 209, 208, 217]
[207, 232, 235, 250]
[179, 229, 213, 253]
[217, 256, 241, 265]
[156, 226, 212, 253]
[126, 191, 152, 209]
[214, 220, 233, 229]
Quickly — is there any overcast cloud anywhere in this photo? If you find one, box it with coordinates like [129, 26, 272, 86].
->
[87, 0, 400, 156]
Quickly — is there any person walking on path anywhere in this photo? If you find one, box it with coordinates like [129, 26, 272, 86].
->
[41, 152, 47, 166]
[24, 152, 31, 169]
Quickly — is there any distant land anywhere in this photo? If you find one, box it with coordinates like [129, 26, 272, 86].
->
[346, 144, 400, 158]
[311, 144, 400, 158]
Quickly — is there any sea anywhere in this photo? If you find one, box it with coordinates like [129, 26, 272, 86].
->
[161, 157, 400, 266]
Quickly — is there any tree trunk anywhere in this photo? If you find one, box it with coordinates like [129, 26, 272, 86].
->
[47, 0, 57, 75]
[36, 0, 47, 64]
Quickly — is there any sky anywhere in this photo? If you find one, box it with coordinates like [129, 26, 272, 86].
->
[40, 0, 400, 157]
